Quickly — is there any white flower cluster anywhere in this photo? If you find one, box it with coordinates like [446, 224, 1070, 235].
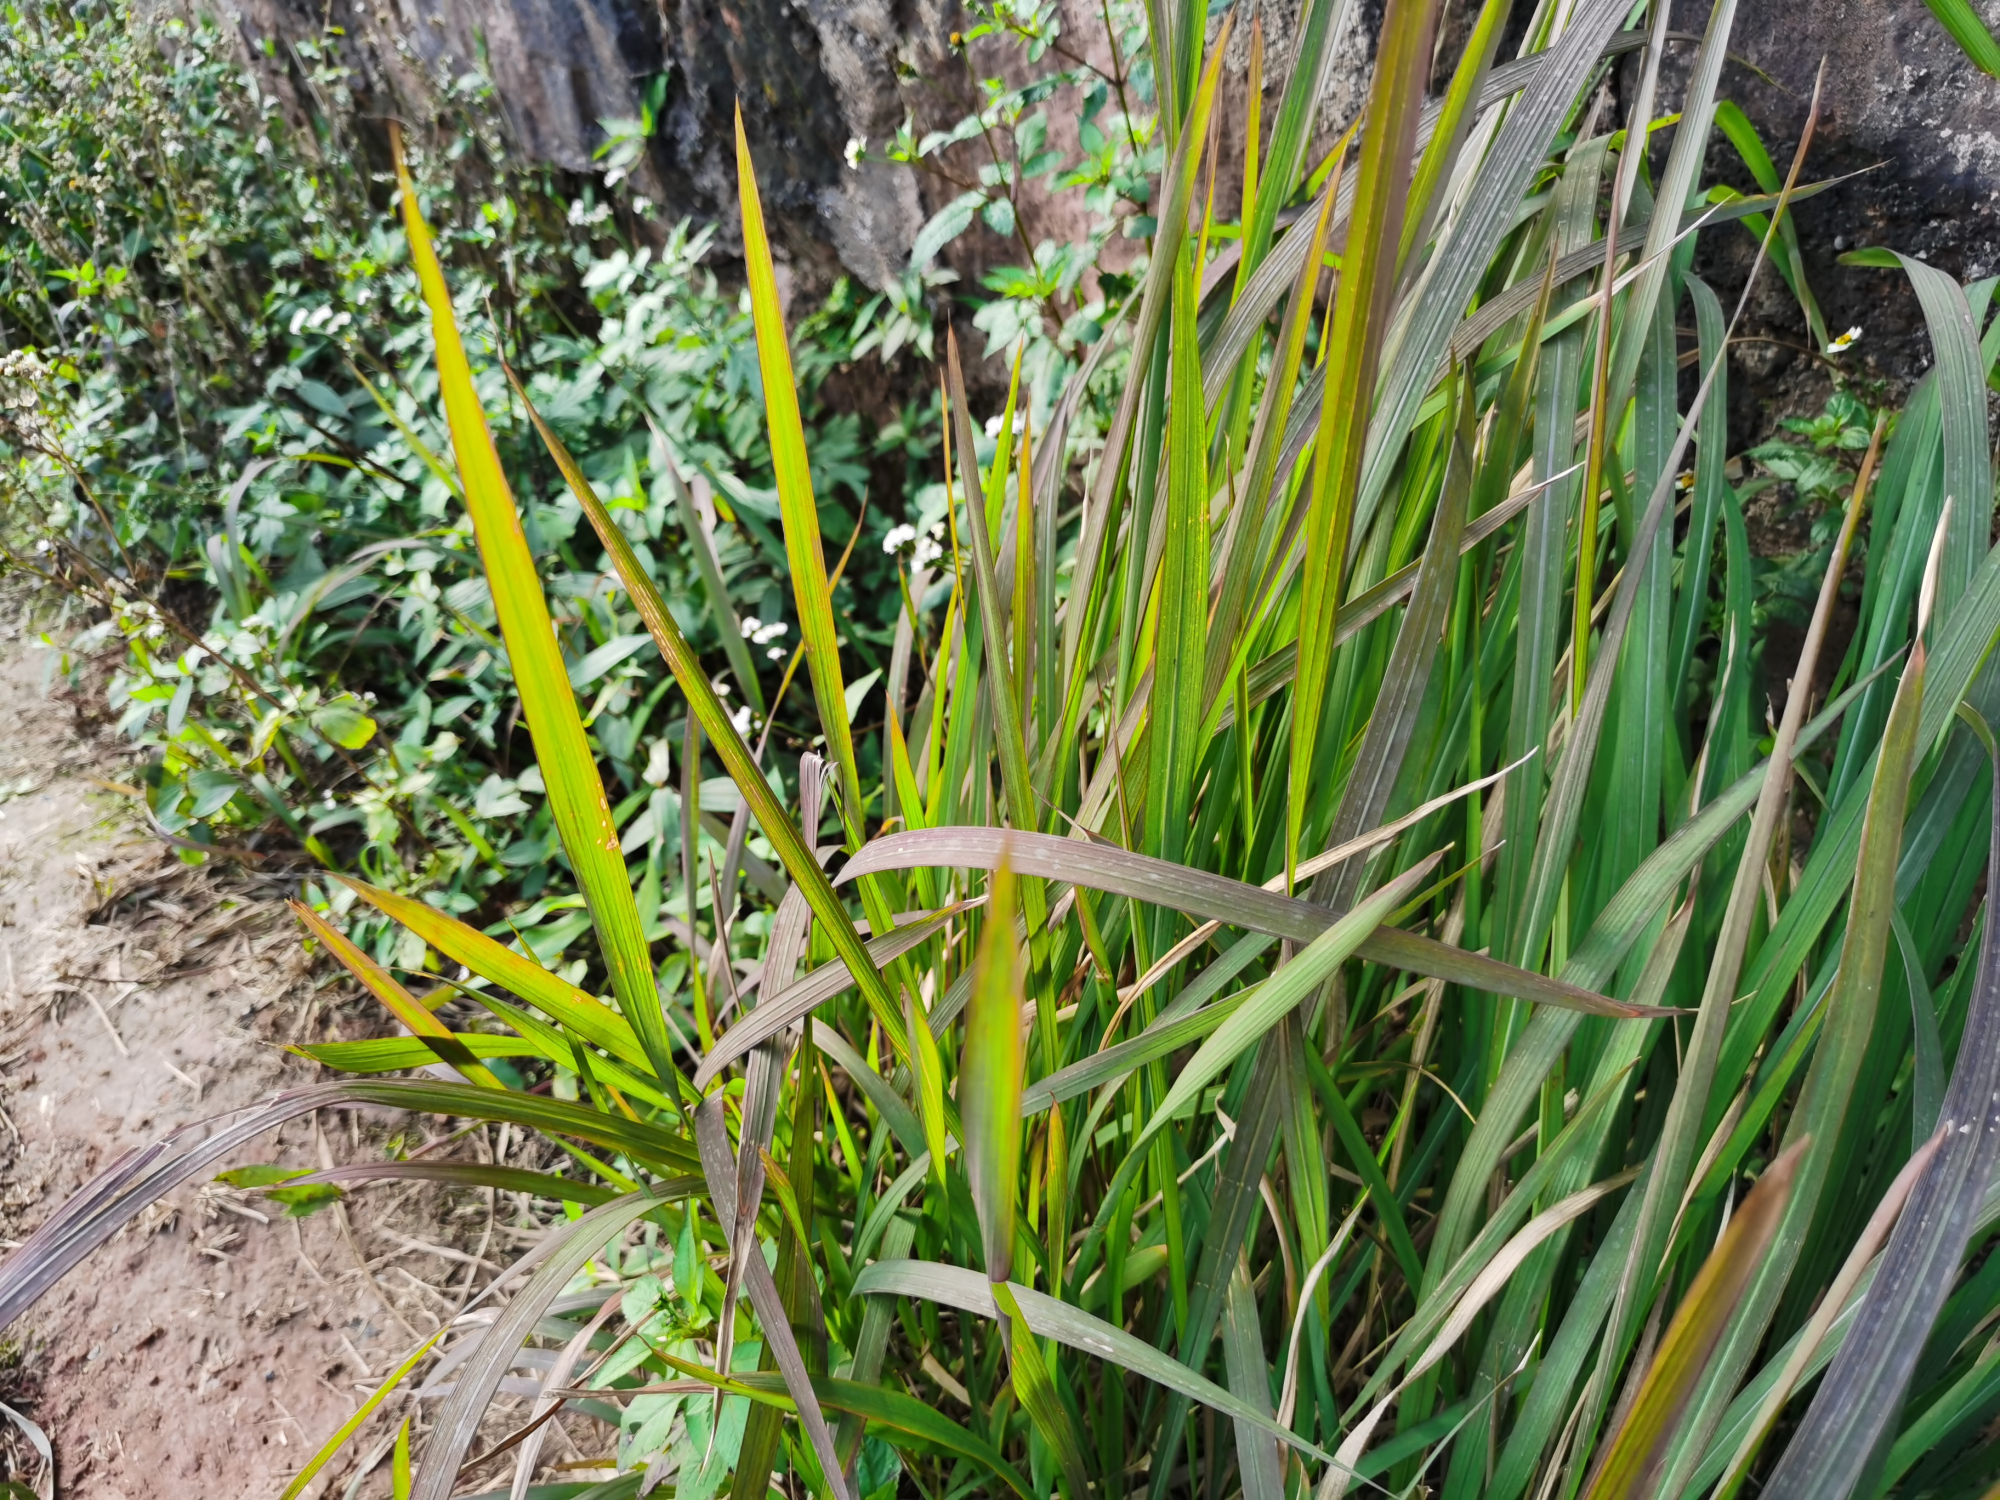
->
[882, 522, 946, 570]
[0, 347, 53, 445]
[740, 615, 790, 660]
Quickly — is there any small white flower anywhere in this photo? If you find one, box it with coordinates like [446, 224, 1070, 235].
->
[844, 135, 866, 170]
[730, 702, 754, 735]
[643, 737, 672, 787]
[912, 535, 943, 569]
[34, 539, 49, 553]
[751, 620, 788, 645]
[1826, 326, 1862, 355]
[740, 615, 762, 638]
[713, 679, 731, 699]
[1674, 471, 1696, 492]
[883, 523, 918, 553]
[767, 645, 786, 660]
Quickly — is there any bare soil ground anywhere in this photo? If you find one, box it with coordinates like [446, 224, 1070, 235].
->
[0, 617, 507, 1499]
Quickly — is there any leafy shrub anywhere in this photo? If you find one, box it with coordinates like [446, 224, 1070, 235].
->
[0, 0, 934, 970]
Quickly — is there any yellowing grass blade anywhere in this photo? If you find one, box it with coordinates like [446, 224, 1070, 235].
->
[497, 363, 906, 1070]
[736, 106, 864, 844]
[962, 854, 1024, 1282]
[289, 899, 501, 1089]
[1583, 1138, 1807, 1500]
[342, 875, 651, 1071]
[390, 128, 678, 1111]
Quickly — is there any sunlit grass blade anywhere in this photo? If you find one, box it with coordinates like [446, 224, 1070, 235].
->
[281, 1327, 443, 1500]
[341, 877, 650, 1071]
[389, 128, 675, 1106]
[498, 363, 906, 1066]
[295, 1033, 540, 1075]
[289, 899, 502, 1088]
[735, 106, 863, 838]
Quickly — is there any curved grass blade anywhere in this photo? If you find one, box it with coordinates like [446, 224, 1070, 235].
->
[0, 1078, 694, 1333]
[836, 828, 1649, 1013]
[851, 1259, 1335, 1465]
[692, 905, 962, 1088]
[412, 1195, 660, 1500]
[1892, 253, 1992, 617]
[283, 1160, 636, 1206]
[390, 130, 677, 1110]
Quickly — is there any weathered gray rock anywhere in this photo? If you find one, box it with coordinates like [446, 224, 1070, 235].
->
[230, 0, 1999, 385]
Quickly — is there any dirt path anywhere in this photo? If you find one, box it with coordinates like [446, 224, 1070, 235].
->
[0, 620, 474, 1498]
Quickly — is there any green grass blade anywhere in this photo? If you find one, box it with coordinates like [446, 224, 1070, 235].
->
[735, 107, 862, 839]
[1893, 253, 1992, 618]
[852, 1260, 1336, 1464]
[1310, 372, 1472, 911]
[962, 858, 1024, 1282]
[500, 364, 905, 1069]
[282, 1327, 444, 1500]
[390, 131, 675, 1106]
[1921, 0, 2000, 75]
[1146, 240, 1210, 878]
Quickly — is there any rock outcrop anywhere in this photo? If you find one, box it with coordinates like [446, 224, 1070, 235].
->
[228, 0, 1999, 387]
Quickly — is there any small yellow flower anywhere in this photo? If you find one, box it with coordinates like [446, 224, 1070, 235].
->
[1674, 471, 1696, 492]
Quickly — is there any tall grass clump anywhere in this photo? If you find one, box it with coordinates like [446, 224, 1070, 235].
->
[8, 0, 2000, 1497]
